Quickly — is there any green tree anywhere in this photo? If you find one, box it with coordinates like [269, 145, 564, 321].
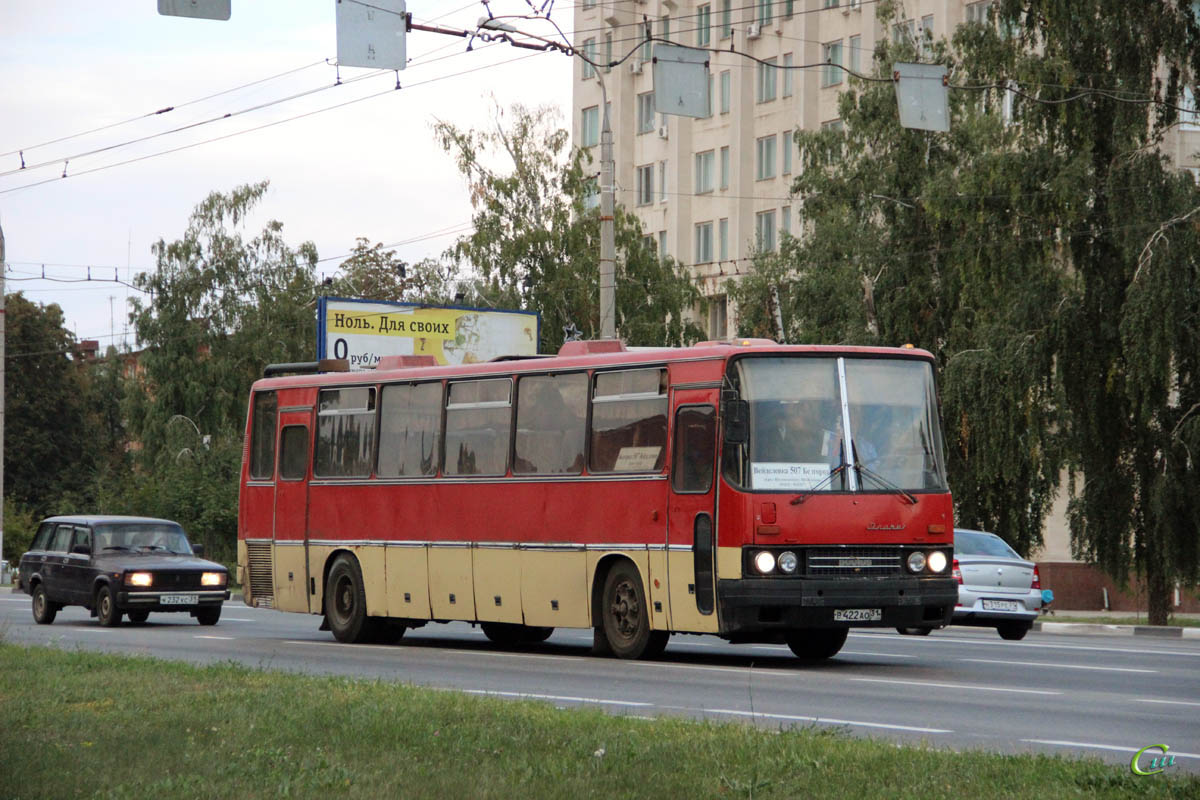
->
[733, 0, 1200, 623]
[434, 103, 704, 351]
[330, 238, 460, 305]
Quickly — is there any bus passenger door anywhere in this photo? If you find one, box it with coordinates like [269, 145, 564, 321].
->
[667, 402, 720, 634]
[273, 412, 313, 613]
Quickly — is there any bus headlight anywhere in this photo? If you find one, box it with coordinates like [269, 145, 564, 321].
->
[905, 551, 927, 573]
[778, 551, 798, 574]
[753, 551, 776, 575]
[927, 551, 948, 573]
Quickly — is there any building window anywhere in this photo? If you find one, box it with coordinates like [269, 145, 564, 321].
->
[719, 145, 730, 190]
[823, 0, 839, 8]
[718, 218, 729, 260]
[756, 210, 776, 252]
[604, 33, 612, 72]
[849, 35, 861, 75]
[755, 134, 777, 180]
[581, 106, 599, 148]
[659, 160, 668, 203]
[720, 70, 731, 113]
[966, 1, 993, 24]
[822, 118, 845, 132]
[781, 205, 791, 236]
[637, 164, 655, 205]
[658, 230, 668, 260]
[637, 92, 655, 133]
[720, 0, 732, 38]
[582, 38, 596, 79]
[782, 130, 792, 174]
[893, 19, 916, 46]
[583, 0, 596, 7]
[920, 15, 934, 57]
[757, 57, 778, 103]
[697, 4, 711, 46]
[704, 73, 714, 117]
[757, 0, 773, 25]
[584, 177, 599, 211]
[695, 222, 714, 263]
[822, 41, 843, 87]
[709, 295, 728, 339]
[660, 15, 670, 43]
[782, 52, 794, 97]
[1182, 87, 1200, 130]
[695, 150, 715, 194]
[783, 1, 795, 18]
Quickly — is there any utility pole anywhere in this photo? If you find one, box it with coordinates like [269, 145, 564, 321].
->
[1, 222, 6, 569]
[597, 76, 616, 340]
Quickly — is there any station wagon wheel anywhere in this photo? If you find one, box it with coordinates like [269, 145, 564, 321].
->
[96, 585, 122, 627]
[601, 562, 668, 659]
[127, 610, 150, 624]
[325, 554, 375, 644]
[195, 606, 221, 626]
[31, 583, 57, 625]
[997, 621, 1030, 641]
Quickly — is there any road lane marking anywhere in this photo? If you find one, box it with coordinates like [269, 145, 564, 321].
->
[1022, 740, 1200, 760]
[702, 708, 952, 734]
[855, 632, 1200, 658]
[1133, 698, 1200, 708]
[194, 635, 235, 640]
[464, 689, 653, 707]
[839, 651, 918, 659]
[1, 598, 30, 603]
[960, 658, 1157, 673]
[221, 617, 255, 622]
[850, 677, 1061, 696]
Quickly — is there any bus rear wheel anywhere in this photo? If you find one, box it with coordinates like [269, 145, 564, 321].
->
[325, 554, 376, 644]
[601, 562, 668, 659]
[784, 628, 848, 661]
[481, 622, 554, 645]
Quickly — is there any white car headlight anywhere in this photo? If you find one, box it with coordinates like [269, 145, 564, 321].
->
[753, 551, 776, 575]
[906, 551, 927, 573]
[927, 551, 948, 573]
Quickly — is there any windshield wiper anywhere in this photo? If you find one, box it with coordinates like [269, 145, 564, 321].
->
[101, 545, 131, 551]
[791, 464, 846, 505]
[854, 460, 918, 505]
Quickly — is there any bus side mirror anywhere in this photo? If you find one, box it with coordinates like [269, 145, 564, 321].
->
[723, 399, 749, 445]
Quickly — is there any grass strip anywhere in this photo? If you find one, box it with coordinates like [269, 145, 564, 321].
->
[0, 643, 1195, 800]
[1042, 615, 1200, 628]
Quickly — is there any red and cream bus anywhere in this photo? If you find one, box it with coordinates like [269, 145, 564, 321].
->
[237, 339, 957, 661]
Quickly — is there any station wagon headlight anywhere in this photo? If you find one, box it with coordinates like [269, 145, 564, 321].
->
[126, 572, 153, 587]
[778, 551, 798, 574]
[906, 551, 927, 573]
[753, 551, 776, 575]
[201, 572, 226, 587]
[927, 551, 948, 573]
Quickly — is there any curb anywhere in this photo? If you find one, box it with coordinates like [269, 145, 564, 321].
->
[1033, 621, 1200, 639]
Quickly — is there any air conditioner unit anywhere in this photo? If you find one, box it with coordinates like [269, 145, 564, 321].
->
[747, 22, 761, 39]
[658, 124, 669, 139]
[630, 60, 643, 74]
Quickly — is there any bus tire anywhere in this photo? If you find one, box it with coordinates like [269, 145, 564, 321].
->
[601, 562, 666, 659]
[784, 628, 848, 661]
[325, 554, 374, 643]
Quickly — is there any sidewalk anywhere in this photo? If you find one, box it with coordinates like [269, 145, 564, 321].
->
[1033, 610, 1200, 639]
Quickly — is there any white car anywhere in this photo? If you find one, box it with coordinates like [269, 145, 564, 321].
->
[899, 528, 1042, 640]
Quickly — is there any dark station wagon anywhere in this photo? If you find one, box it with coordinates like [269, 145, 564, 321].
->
[17, 515, 230, 626]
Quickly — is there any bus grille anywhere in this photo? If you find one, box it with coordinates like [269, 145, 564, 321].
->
[805, 547, 901, 577]
[245, 541, 274, 608]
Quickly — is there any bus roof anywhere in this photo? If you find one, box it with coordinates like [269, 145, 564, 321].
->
[251, 341, 935, 391]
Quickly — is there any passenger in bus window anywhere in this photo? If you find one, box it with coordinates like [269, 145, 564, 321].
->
[757, 402, 824, 462]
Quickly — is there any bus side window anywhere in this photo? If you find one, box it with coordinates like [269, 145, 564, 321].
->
[445, 379, 511, 477]
[514, 373, 587, 474]
[314, 387, 376, 478]
[248, 391, 278, 480]
[590, 369, 668, 473]
[279, 425, 310, 481]
[672, 406, 716, 493]
[378, 382, 443, 477]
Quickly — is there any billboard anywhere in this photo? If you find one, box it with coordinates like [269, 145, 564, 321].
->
[317, 297, 540, 369]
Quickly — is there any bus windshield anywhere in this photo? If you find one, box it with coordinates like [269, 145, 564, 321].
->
[726, 356, 948, 493]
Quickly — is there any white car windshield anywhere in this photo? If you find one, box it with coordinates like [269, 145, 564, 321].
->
[94, 524, 192, 554]
[955, 531, 1021, 559]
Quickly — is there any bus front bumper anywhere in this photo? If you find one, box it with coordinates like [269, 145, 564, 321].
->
[717, 577, 957, 635]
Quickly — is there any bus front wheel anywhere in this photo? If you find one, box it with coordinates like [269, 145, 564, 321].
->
[784, 628, 848, 661]
[601, 562, 668, 659]
[325, 554, 375, 643]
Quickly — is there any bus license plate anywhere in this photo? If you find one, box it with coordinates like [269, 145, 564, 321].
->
[161, 594, 198, 605]
[834, 608, 881, 622]
[982, 599, 1019, 612]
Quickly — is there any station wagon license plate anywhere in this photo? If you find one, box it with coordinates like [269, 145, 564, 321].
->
[834, 608, 882, 622]
[982, 599, 1020, 612]
[161, 594, 199, 605]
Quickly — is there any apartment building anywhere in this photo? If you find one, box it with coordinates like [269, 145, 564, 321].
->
[571, 0, 1200, 340]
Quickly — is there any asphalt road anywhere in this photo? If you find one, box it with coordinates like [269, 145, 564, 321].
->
[3, 592, 1198, 773]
